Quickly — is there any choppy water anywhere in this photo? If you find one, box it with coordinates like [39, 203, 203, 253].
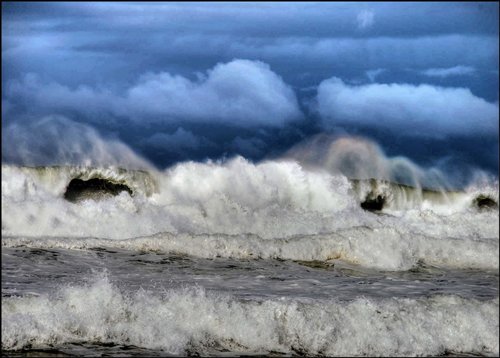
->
[2, 156, 499, 356]
[2, 247, 499, 357]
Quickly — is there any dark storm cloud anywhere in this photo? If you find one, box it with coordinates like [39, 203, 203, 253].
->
[3, 2, 498, 89]
[2, 2, 498, 177]
[143, 128, 215, 153]
[3, 2, 497, 37]
[230, 136, 268, 158]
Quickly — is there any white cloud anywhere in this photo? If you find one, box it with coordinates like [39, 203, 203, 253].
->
[316, 77, 499, 138]
[356, 10, 374, 30]
[420, 65, 477, 78]
[5, 60, 303, 128]
[124, 59, 302, 127]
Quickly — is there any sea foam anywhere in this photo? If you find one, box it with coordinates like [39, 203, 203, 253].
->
[2, 157, 498, 271]
[2, 274, 498, 356]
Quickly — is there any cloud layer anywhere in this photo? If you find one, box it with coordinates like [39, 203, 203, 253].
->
[5, 60, 302, 128]
[2, 3, 498, 176]
[316, 77, 499, 138]
[143, 128, 214, 153]
[420, 65, 477, 78]
[3, 3, 497, 100]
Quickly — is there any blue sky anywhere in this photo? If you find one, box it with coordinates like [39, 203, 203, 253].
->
[2, 2, 499, 182]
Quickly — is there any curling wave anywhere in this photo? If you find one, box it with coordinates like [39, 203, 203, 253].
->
[2, 158, 498, 270]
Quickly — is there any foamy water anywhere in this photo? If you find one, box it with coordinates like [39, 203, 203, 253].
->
[2, 250, 499, 356]
[2, 144, 499, 356]
[3, 275, 498, 356]
[2, 158, 498, 271]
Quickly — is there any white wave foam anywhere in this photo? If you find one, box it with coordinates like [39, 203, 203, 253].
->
[1, 159, 357, 239]
[2, 274, 498, 356]
[3, 225, 498, 271]
[2, 158, 498, 270]
[1, 164, 157, 198]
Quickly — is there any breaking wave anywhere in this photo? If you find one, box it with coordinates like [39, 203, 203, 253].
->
[2, 155, 498, 271]
[2, 274, 498, 356]
[3, 228, 498, 271]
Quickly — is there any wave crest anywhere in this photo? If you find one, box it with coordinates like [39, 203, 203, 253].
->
[2, 158, 498, 270]
[2, 274, 498, 355]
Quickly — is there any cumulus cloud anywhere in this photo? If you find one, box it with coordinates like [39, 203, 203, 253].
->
[5, 60, 303, 128]
[419, 65, 477, 78]
[125, 59, 302, 126]
[316, 77, 499, 138]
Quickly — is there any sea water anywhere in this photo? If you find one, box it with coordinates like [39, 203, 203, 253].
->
[1, 156, 499, 356]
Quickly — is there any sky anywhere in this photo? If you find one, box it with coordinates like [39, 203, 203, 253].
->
[2, 2, 499, 183]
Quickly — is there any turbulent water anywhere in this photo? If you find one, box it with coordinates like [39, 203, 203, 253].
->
[2, 156, 499, 356]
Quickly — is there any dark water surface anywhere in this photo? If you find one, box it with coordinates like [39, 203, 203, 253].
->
[2, 247, 498, 301]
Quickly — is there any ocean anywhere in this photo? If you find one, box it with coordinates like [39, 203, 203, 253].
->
[1, 157, 499, 356]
